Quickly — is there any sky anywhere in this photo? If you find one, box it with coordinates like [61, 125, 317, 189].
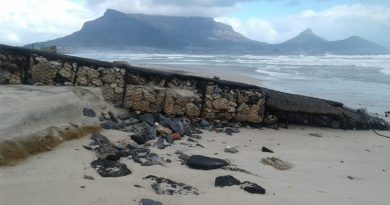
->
[0, 0, 389, 48]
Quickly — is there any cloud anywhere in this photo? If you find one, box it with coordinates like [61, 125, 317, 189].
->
[1, 0, 389, 48]
[84, 0, 257, 17]
[215, 17, 279, 42]
[0, 0, 95, 45]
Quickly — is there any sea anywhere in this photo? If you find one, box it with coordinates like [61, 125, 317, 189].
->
[71, 51, 390, 115]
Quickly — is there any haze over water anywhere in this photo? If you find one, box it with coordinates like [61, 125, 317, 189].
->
[73, 51, 390, 115]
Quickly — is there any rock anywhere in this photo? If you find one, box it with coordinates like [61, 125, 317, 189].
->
[100, 121, 122, 130]
[215, 175, 241, 187]
[186, 155, 228, 170]
[144, 153, 165, 166]
[155, 123, 172, 136]
[224, 146, 238, 153]
[196, 143, 204, 148]
[117, 113, 133, 121]
[166, 135, 174, 144]
[143, 175, 199, 195]
[83, 108, 96, 118]
[95, 145, 121, 161]
[200, 119, 212, 130]
[175, 150, 190, 161]
[171, 133, 181, 141]
[108, 111, 119, 123]
[90, 133, 112, 146]
[171, 117, 192, 136]
[139, 198, 163, 205]
[131, 132, 150, 145]
[263, 115, 278, 124]
[91, 159, 131, 177]
[240, 181, 266, 194]
[83, 175, 95, 180]
[139, 113, 155, 126]
[309, 133, 322, 137]
[153, 138, 167, 149]
[261, 146, 274, 153]
[261, 157, 292, 170]
[122, 118, 140, 126]
[113, 139, 132, 150]
[157, 114, 170, 126]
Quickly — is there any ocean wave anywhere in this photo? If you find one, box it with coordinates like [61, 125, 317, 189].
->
[255, 68, 308, 80]
[380, 67, 390, 75]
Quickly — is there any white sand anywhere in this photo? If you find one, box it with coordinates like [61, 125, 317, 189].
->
[0, 85, 106, 138]
[1, 127, 390, 205]
[1, 79, 390, 204]
[0, 85, 124, 165]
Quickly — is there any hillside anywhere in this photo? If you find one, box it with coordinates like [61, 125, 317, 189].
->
[30, 9, 389, 54]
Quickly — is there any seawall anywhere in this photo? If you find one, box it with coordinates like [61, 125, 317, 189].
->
[1, 44, 389, 130]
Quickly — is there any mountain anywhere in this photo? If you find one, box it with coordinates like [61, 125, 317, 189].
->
[328, 36, 388, 55]
[31, 9, 265, 53]
[29, 9, 389, 55]
[275, 29, 388, 54]
[276, 29, 329, 54]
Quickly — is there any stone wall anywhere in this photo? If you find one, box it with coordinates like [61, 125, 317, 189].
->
[0, 45, 265, 126]
[1, 44, 388, 130]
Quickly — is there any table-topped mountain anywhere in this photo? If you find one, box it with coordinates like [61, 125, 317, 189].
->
[29, 9, 389, 55]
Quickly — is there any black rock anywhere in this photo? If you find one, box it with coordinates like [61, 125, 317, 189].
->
[158, 114, 172, 128]
[122, 118, 140, 126]
[100, 121, 120, 129]
[91, 159, 131, 177]
[261, 146, 274, 153]
[200, 119, 212, 130]
[139, 198, 163, 205]
[166, 135, 174, 144]
[240, 181, 266, 194]
[108, 111, 119, 123]
[83, 145, 93, 150]
[95, 145, 121, 161]
[143, 175, 199, 195]
[139, 113, 155, 126]
[83, 108, 96, 118]
[131, 132, 150, 145]
[171, 117, 192, 136]
[170, 118, 184, 135]
[117, 113, 133, 121]
[186, 155, 228, 170]
[147, 126, 157, 140]
[153, 138, 166, 149]
[225, 128, 233, 136]
[90, 133, 112, 146]
[215, 175, 241, 187]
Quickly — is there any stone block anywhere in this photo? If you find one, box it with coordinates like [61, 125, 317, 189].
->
[203, 84, 237, 122]
[124, 85, 166, 113]
[235, 89, 265, 123]
[31, 58, 61, 85]
[164, 88, 201, 117]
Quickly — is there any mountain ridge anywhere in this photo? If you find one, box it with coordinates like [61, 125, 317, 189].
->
[29, 9, 389, 55]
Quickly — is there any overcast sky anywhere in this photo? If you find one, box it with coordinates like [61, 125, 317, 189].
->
[0, 0, 389, 48]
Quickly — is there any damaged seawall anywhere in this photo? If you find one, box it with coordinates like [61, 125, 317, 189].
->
[1, 44, 389, 131]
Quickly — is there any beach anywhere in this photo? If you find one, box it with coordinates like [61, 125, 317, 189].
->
[1, 82, 390, 205]
[1, 126, 390, 205]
